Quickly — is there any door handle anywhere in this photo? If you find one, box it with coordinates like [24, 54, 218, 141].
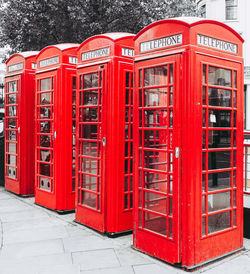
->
[18, 127, 20, 133]
[102, 137, 106, 147]
[54, 131, 57, 139]
[175, 147, 180, 159]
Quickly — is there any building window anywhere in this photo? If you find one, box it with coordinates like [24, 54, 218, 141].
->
[225, 0, 238, 20]
[200, 4, 206, 18]
[244, 85, 247, 129]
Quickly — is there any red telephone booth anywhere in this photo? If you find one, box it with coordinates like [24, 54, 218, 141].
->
[5, 51, 38, 196]
[35, 43, 79, 213]
[133, 18, 244, 268]
[75, 33, 135, 235]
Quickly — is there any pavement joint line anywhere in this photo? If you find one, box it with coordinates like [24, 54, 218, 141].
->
[113, 246, 122, 267]
[0, 217, 3, 251]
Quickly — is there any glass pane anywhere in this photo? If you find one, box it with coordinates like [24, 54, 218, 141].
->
[144, 192, 167, 214]
[208, 151, 231, 170]
[8, 130, 16, 141]
[202, 174, 206, 192]
[202, 217, 206, 236]
[72, 77, 76, 90]
[169, 218, 173, 238]
[233, 71, 237, 88]
[83, 124, 98, 139]
[144, 88, 167, 107]
[8, 94, 16, 104]
[144, 212, 167, 236]
[208, 109, 231, 127]
[143, 129, 167, 149]
[8, 155, 16, 166]
[208, 66, 231, 87]
[39, 135, 52, 147]
[40, 93, 51, 105]
[144, 109, 167, 128]
[83, 91, 98, 105]
[203, 87, 207, 105]
[8, 118, 16, 128]
[8, 106, 16, 117]
[40, 163, 51, 177]
[208, 211, 230, 234]
[40, 78, 51, 91]
[143, 150, 167, 171]
[203, 64, 207, 84]
[81, 141, 99, 157]
[39, 177, 51, 191]
[8, 143, 16, 153]
[40, 107, 51, 119]
[7, 167, 16, 179]
[81, 158, 99, 175]
[40, 121, 51, 133]
[40, 150, 51, 162]
[208, 130, 231, 148]
[143, 171, 167, 193]
[84, 72, 99, 89]
[208, 192, 231, 212]
[8, 81, 17, 92]
[208, 171, 231, 191]
[82, 191, 97, 209]
[144, 66, 167, 87]
[81, 174, 97, 191]
[208, 88, 231, 107]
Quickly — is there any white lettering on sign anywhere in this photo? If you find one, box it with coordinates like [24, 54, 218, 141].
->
[32, 63, 37, 69]
[39, 56, 59, 68]
[140, 34, 183, 53]
[82, 47, 110, 61]
[122, 48, 134, 57]
[8, 62, 23, 72]
[197, 34, 238, 54]
[69, 56, 78, 64]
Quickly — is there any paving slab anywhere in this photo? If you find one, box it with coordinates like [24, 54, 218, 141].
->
[3, 224, 69, 245]
[81, 265, 134, 274]
[0, 239, 64, 260]
[72, 248, 120, 271]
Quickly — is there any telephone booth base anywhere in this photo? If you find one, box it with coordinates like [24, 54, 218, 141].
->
[35, 203, 75, 215]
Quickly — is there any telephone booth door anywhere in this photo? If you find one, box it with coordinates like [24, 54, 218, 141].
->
[134, 54, 182, 263]
[36, 72, 56, 194]
[77, 64, 107, 232]
[5, 76, 20, 185]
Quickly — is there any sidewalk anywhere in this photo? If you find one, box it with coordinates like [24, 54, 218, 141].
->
[0, 187, 250, 274]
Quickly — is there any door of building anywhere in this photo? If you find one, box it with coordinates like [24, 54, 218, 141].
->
[134, 54, 182, 264]
[77, 64, 107, 232]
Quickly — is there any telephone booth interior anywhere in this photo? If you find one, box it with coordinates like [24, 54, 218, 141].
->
[133, 17, 244, 268]
[35, 43, 79, 212]
[76, 33, 135, 235]
[5, 51, 38, 196]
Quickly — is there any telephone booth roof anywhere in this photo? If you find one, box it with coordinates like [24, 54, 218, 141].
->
[77, 32, 135, 63]
[36, 43, 80, 70]
[6, 51, 39, 75]
[134, 16, 244, 57]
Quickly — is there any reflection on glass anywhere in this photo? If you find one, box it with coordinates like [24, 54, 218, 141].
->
[40, 135, 51, 147]
[8, 81, 17, 92]
[8, 118, 16, 128]
[139, 70, 142, 87]
[8, 155, 16, 166]
[144, 66, 167, 87]
[41, 78, 51, 91]
[40, 163, 51, 176]
[82, 158, 99, 175]
[144, 150, 167, 171]
[203, 64, 207, 84]
[8, 94, 16, 104]
[8, 130, 16, 141]
[83, 91, 98, 105]
[208, 211, 230, 234]
[40, 107, 51, 118]
[208, 130, 231, 148]
[208, 109, 231, 127]
[144, 212, 167, 236]
[82, 141, 99, 157]
[40, 121, 51, 133]
[233, 91, 236, 108]
[83, 124, 98, 139]
[81, 174, 97, 190]
[208, 151, 231, 170]
[208, 88, 231, 107]
[144, 129, 167, 149]
[40, 150, 51, 162]
[208, 192, 230, 212]
[208, 66, 231, 87]
[233, 71, 237, 88]
[84, 72, 99, 89]
[143, 171, 167, 193]
[82, 191, 97, 209]
[8, 106, 16, 117]
[144, 192, 167, 214]
[8, 143, 16, 153]
[83, 108, 98, 122]
[144, 88, 167, 107]
[208, 171, 231, 191]
[144, 109, 167, 128]
[40, 93, 51, 105]
[169, 64, 173, 84]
